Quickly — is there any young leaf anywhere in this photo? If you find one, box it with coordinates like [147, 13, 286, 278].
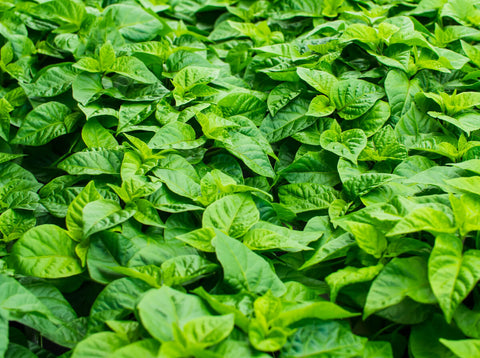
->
[213, 231, 286, 296]
[8, 225, 83, 278]
[364, 257, 436, 319]
[428, 234, 480, 322]
[202, 193, 259, 238]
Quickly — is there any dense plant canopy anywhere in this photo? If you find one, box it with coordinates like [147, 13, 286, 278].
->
[2, 0, 480, 356]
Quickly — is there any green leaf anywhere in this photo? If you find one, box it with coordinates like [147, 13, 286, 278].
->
[260, 97, 314, 143]
[88, 277, 151, 334]
[0, 209, 35, 242]
[272, 301, 359, 327]
[183, 314, 234, 349]
[326, 264, 384, 302]
[213, 231, 286, 296]
[337, 221, 387, 258]
[306, 95, 335, 117]
[267, 82, 303, 116]
[82, 200, 136, 237]
[32, 0, 86, 31]
[58, 149, 123, 175]
[203, 193, 259, 238]
[137, 286, 211, 342]
[220, 125, 275, 178]
[279, 151, 340, 186]
[330, 80, 384, 120]
[428, 234, 480, 322]
[218, 93, 267, 125]
[109, 57, 158, 84]
[347, 100, 391, 137]
[12, 102, 72, 146]
[71, 332, 129, 358]
[454, 304, 480, 338]
[21, 64, 78, 98]
[385, 70, 421, 121]
[118, 102, 155, 134]
[9, 225, 82, 278]
[72, 72, 103, 106]
[320, 128, 367, 163]
[66, 181, 102, 241]
[105, 4, 169, 42]
[409, 313, 463, 358]
[281, 320, 365, 357]
[176, 228, 216, 253]
[243, 222, 317, 252]
[440, 339, 480, 358]
[148, 122, 204, 150]
[296, 67, 337, 95]
[152, 154, 201, 199]
[387, 206, 457, 236]
[82, 119, 118, 149]
[0, 309, 7, 358]
[278, 183, 338, 213]
[364, 257, 436, 319]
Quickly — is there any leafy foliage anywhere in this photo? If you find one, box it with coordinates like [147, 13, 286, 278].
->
[1, 0, 480, 357]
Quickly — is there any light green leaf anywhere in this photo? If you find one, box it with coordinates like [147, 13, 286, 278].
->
[320, 128, 367, 163]
[113, 340, 160, 358]
[59, 149, 123, 175]
[306, 95, 335, 117]
[279, 151, 340, 186]
[12, 102, 71, 146]
[72, 72, 103, 106]
[203, 193, 259, 238]
[213, 231, 286, 296]
[281, 320, 365, 358]
[105, 4, 169, 42]
[272, 301, 359, 327]
[172, 66, 220, 91]
[387, 206, 457, 236]
[148, 122, 204, 150]
[296, 67, 337, 95]
[109, 56, 158, 84]
[32, 0, 86, 31]
[364, 257, 436, 319]
[428, 234, 480, 322]
[218, 93, 267, 125]
[175, 228, 216, 253]
[326, 264, 384, 302]
[385, 70, 421, 121]
[9, 225, 82, 278]
[137, 286, 211, 342]
[66, 181, 102, 241]
[260, 97, 314, 143]
[71, 332, 128, 358]
[243, 222, 316, 253]
[337, 221, 388, 259]
[278, 183, 338, 213]
[152, 154, 201, 199]
[183, 314, 234, 349]
[440, 339, 480, 358]
[82, 200, 136, 237]
[330, 79, 384, 120]
[81, 119, 118, 149]
[21, 64, 78, 97]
